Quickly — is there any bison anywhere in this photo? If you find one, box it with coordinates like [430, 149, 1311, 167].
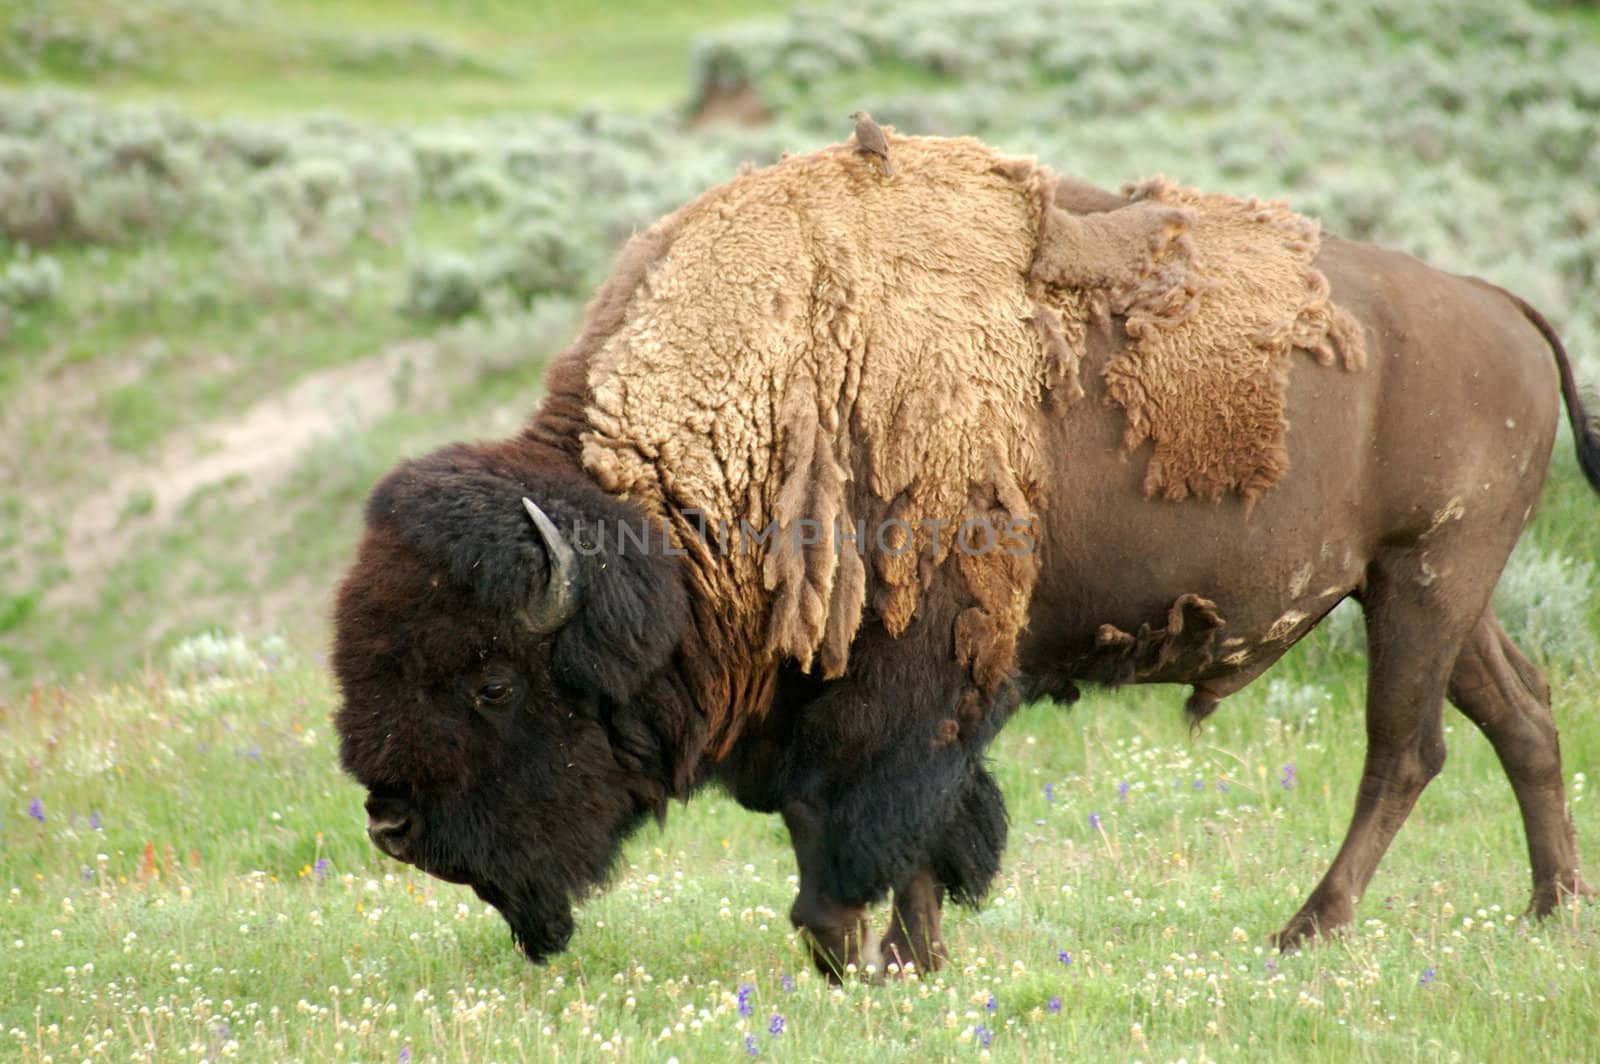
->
[332, 134, 1599, 976]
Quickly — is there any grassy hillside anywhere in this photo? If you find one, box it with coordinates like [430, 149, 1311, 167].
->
[2, 0, 1599, 1060]
[3, 0, 1598, 688]
[0, 0, 788, 120]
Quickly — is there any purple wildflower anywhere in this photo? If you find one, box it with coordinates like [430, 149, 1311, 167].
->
[737, 983, 754, 1018]
[1088, 812, 1102, 831]
[245, 744, 262, 762]
[1280, 764, 1298, 790]
[745, 1033, 759, 1056]
[399, 1048, 412, 1064]
[213, 1021, 231, 1040]
[1057, 949, 1072, 966]
[1217, 779, 1229, 793]
[1192, 778, 1205, 791]
[975, 1024, 993, 1048]
[985, 993, 996, 1011]
[1118, 780, 1130, 801]
[314, 857, 331, 882]
[1047, 996, 1062, 1014]
[80, 865, 94, 881]
[90, 810, 102, 831]
[779, 974, 795, 993]
[1265, 957, 1279, 974]
[1043, 782, 1056, 803]
[1419, 967, 1436, 987]
[28, 798, 44, 822]
[769, 1013, 785, 1036]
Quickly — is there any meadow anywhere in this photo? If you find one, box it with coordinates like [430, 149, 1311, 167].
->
[3, 632, 1597, 1061]
[3, 0, 1600, 1060]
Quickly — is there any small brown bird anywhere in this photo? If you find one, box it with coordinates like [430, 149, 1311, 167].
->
[849, 110, 895, 176]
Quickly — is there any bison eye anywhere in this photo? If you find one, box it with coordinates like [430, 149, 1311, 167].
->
[477, 681, 513, 707]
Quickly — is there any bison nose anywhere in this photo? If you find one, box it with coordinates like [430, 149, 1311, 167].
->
[365, 796, 417, 862]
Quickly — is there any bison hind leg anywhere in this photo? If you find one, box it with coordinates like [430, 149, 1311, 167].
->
[1447, 609, 1593, 915]
[1273, 557, 1469, 951]
[928, 763, 1007, 906]
[880, 870, 946, 976]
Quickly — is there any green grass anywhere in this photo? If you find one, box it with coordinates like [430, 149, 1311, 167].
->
[8, 231, 423, 449]
[1544, 1, 1600, 41]
[2, 640, 1596, 1061]
[2, 0, 787, 121]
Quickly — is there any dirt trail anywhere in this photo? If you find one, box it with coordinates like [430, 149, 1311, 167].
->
[48, 339, 438, 610]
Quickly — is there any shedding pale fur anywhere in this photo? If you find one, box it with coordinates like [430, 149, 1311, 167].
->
[1080, 176, 1366, 502]
[571, 134, 1363, 742]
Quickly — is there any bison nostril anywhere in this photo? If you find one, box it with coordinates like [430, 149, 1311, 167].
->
[367, 812, 410, 837]
[367, 812, 414, 858]
[364, 794, 417, 861]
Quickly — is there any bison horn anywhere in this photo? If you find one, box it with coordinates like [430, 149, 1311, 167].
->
[520, 497, 580, 634]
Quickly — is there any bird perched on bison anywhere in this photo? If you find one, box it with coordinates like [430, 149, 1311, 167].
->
[850, 110, 895, 175]
[332, 132, 1600, 979]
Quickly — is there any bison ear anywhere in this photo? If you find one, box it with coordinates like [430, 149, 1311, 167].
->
[550, 519, 689, 704]
[599, 673, 707, 806]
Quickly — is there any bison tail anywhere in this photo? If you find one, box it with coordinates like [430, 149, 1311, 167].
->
[1506, 290, 1600, 496]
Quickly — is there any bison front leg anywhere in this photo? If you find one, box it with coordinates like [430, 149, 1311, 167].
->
[782, 800, 878, 979]
[769, 603, 1016, 979]
[1448, 609, 1593, 915]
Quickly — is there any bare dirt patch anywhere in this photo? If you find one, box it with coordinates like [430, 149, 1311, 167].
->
[47, 339, 438, 611]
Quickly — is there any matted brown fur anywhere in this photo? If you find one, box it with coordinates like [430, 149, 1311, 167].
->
[563, 135, 1362, 748]
[1034, 174, 1368, 502]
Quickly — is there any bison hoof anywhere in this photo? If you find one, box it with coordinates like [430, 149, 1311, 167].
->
[1528, 872, 1596, 918]
[797, 919, 881, 982]
[880, 931, 948, 976]
[1271, 903, 1353, 953]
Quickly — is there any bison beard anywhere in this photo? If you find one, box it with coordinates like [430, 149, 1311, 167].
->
[471, 874, 580, 963]
[333, 134, 1600, 978]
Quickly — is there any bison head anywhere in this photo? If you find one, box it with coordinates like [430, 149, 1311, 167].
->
[331, 442, 699, 961]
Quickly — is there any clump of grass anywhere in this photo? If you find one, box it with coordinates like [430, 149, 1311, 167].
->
[399, 249, 482, 322]
[1493, 540, 1599, 668]
[165, 630, 290, 680]
[318, 31, 504, 79]
[1, 0, 245, 80]
[0, 248, 62, 307]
